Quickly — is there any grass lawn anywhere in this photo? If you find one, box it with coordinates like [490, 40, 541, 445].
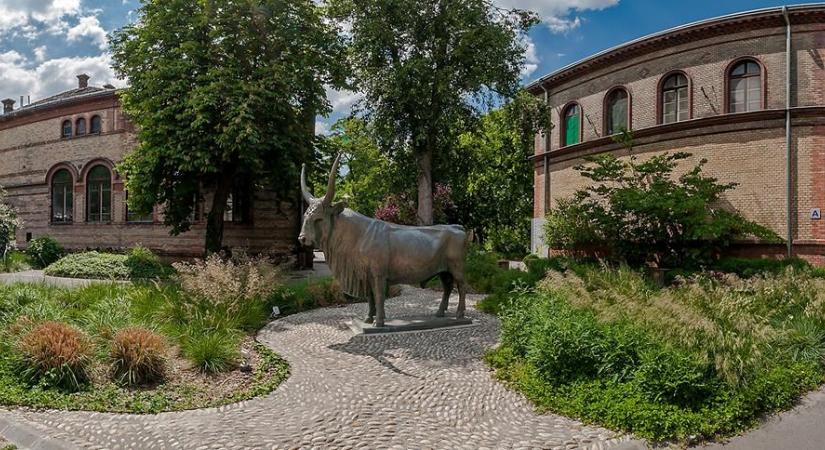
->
[478, 257, 825, 444]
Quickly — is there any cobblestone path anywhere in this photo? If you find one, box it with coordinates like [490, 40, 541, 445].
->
[0, 287, 632, 450]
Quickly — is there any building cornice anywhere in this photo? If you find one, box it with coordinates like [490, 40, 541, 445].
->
[526, 4, 825, 93]
[0, 93, 120, 131]
[531, 107, 825, 163]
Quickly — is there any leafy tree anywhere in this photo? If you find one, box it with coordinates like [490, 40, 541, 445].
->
[318, 92, 549, 257]
[447, 92, 550, 256]
[329, 0, 538, 225]
[111, 0, 347, 253]
[543, 148, 780, 267]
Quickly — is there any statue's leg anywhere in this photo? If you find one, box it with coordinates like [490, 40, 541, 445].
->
[365, 294, 376, 323]
[372, 277, 386, 328]
[456, 278, 467, 319]
[436, 272, 453, 317]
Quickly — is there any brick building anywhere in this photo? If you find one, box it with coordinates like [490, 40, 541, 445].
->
[0, 75, 300, 258]
[528, 5, 825, 263]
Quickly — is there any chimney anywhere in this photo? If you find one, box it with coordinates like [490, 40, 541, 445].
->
[2, 99, 14, 114]
[77, 74, 90, 89]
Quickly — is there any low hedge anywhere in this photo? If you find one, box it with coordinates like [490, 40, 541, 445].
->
[44, 248, 169, 280]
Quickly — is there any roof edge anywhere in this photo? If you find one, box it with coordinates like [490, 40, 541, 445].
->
[526, 3, 825, 92]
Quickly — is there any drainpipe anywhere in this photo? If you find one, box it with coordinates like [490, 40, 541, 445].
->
[540, 84, 551, 257]
[783, 6, 793, 258]
[540, 84, 551, 214]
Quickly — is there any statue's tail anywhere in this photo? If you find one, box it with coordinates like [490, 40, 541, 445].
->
[465, 230, 474, 251]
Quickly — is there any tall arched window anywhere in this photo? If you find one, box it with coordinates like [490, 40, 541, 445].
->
[661, 73, 689, 124]
[61, 120, 72, 138]
[605, 88, 629, 135]
[51, 169, 73, 223]
[86, 165, 112, 223]
[729, 60, 762, 113]
[90, 115, 102, 134]
[561, 103, 581, 147]
[75, 118, 86, 136]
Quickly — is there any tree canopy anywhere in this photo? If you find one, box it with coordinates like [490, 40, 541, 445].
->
[111, 0, 347, 253]
[319, 92, 549, 257]
[329, 0, 538, 225]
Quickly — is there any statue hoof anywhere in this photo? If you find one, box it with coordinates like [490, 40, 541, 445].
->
[364, 317, 374, 324]
[374, 321, 384, 328]
[435, 310, 445, 318]
[456, 311, 465, 319]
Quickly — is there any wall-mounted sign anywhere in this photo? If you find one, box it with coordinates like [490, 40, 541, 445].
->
[812, 208, 822, 220]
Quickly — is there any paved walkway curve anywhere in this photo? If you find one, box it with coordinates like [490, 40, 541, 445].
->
[0, 287, 633, 450]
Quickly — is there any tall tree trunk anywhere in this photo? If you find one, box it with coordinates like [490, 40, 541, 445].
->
[205, 173, 234, 255]
[416, 149, 434, 225]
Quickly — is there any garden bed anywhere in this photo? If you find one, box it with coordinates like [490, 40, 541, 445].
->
[481, 261, 825, 444]
[0, 253, 363, 415]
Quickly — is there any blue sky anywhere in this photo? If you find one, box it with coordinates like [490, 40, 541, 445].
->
[0, 0, 807, 130]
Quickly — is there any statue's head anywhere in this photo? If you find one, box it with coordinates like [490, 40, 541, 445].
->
[298, 154, 347, 248]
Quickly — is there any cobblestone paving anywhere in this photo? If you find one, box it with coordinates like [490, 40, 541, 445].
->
[0, 287, 631, 450]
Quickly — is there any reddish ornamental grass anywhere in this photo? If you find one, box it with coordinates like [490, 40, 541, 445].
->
[111, 327, 167, 385]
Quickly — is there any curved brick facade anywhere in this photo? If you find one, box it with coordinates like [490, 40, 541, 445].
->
[0, 79, 300, 258]
[529, 5, 825, 263]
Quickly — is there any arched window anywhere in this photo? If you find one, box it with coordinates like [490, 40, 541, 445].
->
[729, 60, 762, 113]
[661, 73, 689, 124]
[75, 118, 86, 136]
[605, 88, 629, 135]
[561, 103, 581, 147]
[51, 169, 73, 223]
[86, 165, 112, 223]
[61, 120, 72, 138]
[90, 115, 102, 134]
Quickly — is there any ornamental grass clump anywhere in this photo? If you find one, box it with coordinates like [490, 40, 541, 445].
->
[18, 321, 92, 391]
[490, 264, 825, 442]
[172, 253, 283, 315]
[110, 327, 167, 385]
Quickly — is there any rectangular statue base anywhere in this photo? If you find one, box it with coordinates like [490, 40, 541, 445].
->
[348, 316, 475, 335]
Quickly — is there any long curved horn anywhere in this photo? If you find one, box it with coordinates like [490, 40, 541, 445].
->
[322, 154, 341, 205]
[300, 164, 315, 203]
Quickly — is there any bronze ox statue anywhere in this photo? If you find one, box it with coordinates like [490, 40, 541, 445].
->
[298, 155, 472, 328]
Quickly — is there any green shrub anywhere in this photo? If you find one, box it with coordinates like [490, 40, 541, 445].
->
[489, 266, 825, 442]
[267, 277, 352, 317]
[124, 246, 166, 279]
[543, 149, 780, 268]
[110, 327, 167, 385]
[0, 251, 30, 273]
[44, 249, 170, 280]
[711, 257, 810, 278]
[17, 321, 92, 391]
[26, 236, 64, 269]
[45, 252, 131, 280]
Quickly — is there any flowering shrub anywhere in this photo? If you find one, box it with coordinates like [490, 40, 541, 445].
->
[373, 183, 454, 225]
[18, 321, 92, 391]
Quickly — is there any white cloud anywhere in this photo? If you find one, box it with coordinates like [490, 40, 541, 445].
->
[67, 16, 108, 50]
[33, 45, 47, 62]
[0, 51, 124, 104]
[325, 87, 362, 115]
[0, 0, 82, 33]
[315, 121, 330, 135]
[495, 0, 618, 33]
[521, 37, 539, 77]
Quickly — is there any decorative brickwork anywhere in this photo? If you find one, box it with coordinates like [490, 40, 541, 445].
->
[531, 6, 825, 262]
[0, 84, 299, 258]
